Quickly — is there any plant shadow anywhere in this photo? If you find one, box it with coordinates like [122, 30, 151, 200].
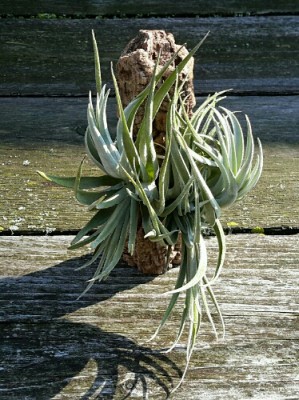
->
[0, 253, 181, 399]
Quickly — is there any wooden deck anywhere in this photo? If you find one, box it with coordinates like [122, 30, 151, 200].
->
[0, 2, 298, 399]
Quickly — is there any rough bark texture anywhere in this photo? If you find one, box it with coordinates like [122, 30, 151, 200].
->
[116, 29, 195, 138]
[122, 228, 182, 275]
[117, 30, 194, 274]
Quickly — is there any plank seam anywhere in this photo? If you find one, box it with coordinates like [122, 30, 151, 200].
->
[0, 226, 298, 237]
[1, 12, 299, 19]
[0, 92, 299, 99]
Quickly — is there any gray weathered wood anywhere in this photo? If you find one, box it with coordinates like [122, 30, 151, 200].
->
[0, 234, 298, 399]
[0, 95, 298, 232]
[1, 95, 298, 145]
[1, 0, 298, 16]
[0, 6, 298, 399]
[0, 16, 298, 96]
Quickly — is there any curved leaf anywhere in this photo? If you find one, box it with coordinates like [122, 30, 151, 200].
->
[37, 170, 121, 189]
[70, 207, 116, 246]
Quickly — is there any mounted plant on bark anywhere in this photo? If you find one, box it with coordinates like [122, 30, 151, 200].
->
[38, 30, 263, 387]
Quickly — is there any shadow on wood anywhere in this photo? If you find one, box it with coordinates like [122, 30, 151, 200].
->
[0, 255, 181, 399]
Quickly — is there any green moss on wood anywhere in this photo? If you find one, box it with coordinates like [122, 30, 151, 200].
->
[251, 226, 265, 234]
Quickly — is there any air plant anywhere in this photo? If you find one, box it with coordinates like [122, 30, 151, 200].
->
[38, 31, 263, 388]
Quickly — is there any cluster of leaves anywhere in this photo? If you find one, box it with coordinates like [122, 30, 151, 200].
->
[38, 31, 263, 387]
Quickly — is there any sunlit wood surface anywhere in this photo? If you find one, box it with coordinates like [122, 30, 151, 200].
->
[0, 2, 298, 399]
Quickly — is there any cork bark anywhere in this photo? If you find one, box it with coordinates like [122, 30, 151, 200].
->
[122, 228, 182, 275]
[117, 30, 195, 274]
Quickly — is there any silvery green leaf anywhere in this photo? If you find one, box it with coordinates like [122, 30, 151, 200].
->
[161, 178, 193, 217]
[150, 246, 187, 341]
[137, 57, 160, 183]
[191, 90, 228, 132]
[200, 284, 218, 338]
[237, 138, 263, 198]
[110, 64, 141, 173]
[95, 87, 118, 163]
[68, 227, 102, 250]
[85, 127, 106, 172]
[211, 218, 226, 281]
[90, 210, 130, 282]
[144, 230, 157, 239]
[203, 276, 225, 336]
[87, 99, 121, 178]
[175, 129, 222, 217]
[92, 30, 102, 94]
[156, 121, 172, 214]
[37, 170, 122, 189]
[70, 207, 116, 246]
[89, 197, 130, 249]
[165, 234, 207, 295]
[93, 187, 127, 210]
[127, 198, 139, 255]
[235, 115, 255, 187]
[220, 107, 244, 173]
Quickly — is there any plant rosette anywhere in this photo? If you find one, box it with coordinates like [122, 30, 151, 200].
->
[38, 31, 263, 389]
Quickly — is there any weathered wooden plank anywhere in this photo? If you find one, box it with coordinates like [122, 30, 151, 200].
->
[0, 235, 298, 399]
[1, 0, 298, 17]
[1, 326, 298, 399]
[1, 141, 298, 232]
[1, 234, 298, 316]
[0, 95, 298, 232]
[1, 96, 298, 144]
[0, 16, 298, 96]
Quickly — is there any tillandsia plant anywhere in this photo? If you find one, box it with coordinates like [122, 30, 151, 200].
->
[38, 31, 263, 388]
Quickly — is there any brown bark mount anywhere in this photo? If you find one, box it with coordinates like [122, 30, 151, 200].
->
[117, 30, 195, 275]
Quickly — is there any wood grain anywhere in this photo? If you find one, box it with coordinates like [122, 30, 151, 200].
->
[0, 234, 298, 399]
[1, 96, 298, 145]
[1, 4, 298, 399]
[1, 96, 298, 233]
[0, 16, 298, 96]
[1, 0, 298, 16]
